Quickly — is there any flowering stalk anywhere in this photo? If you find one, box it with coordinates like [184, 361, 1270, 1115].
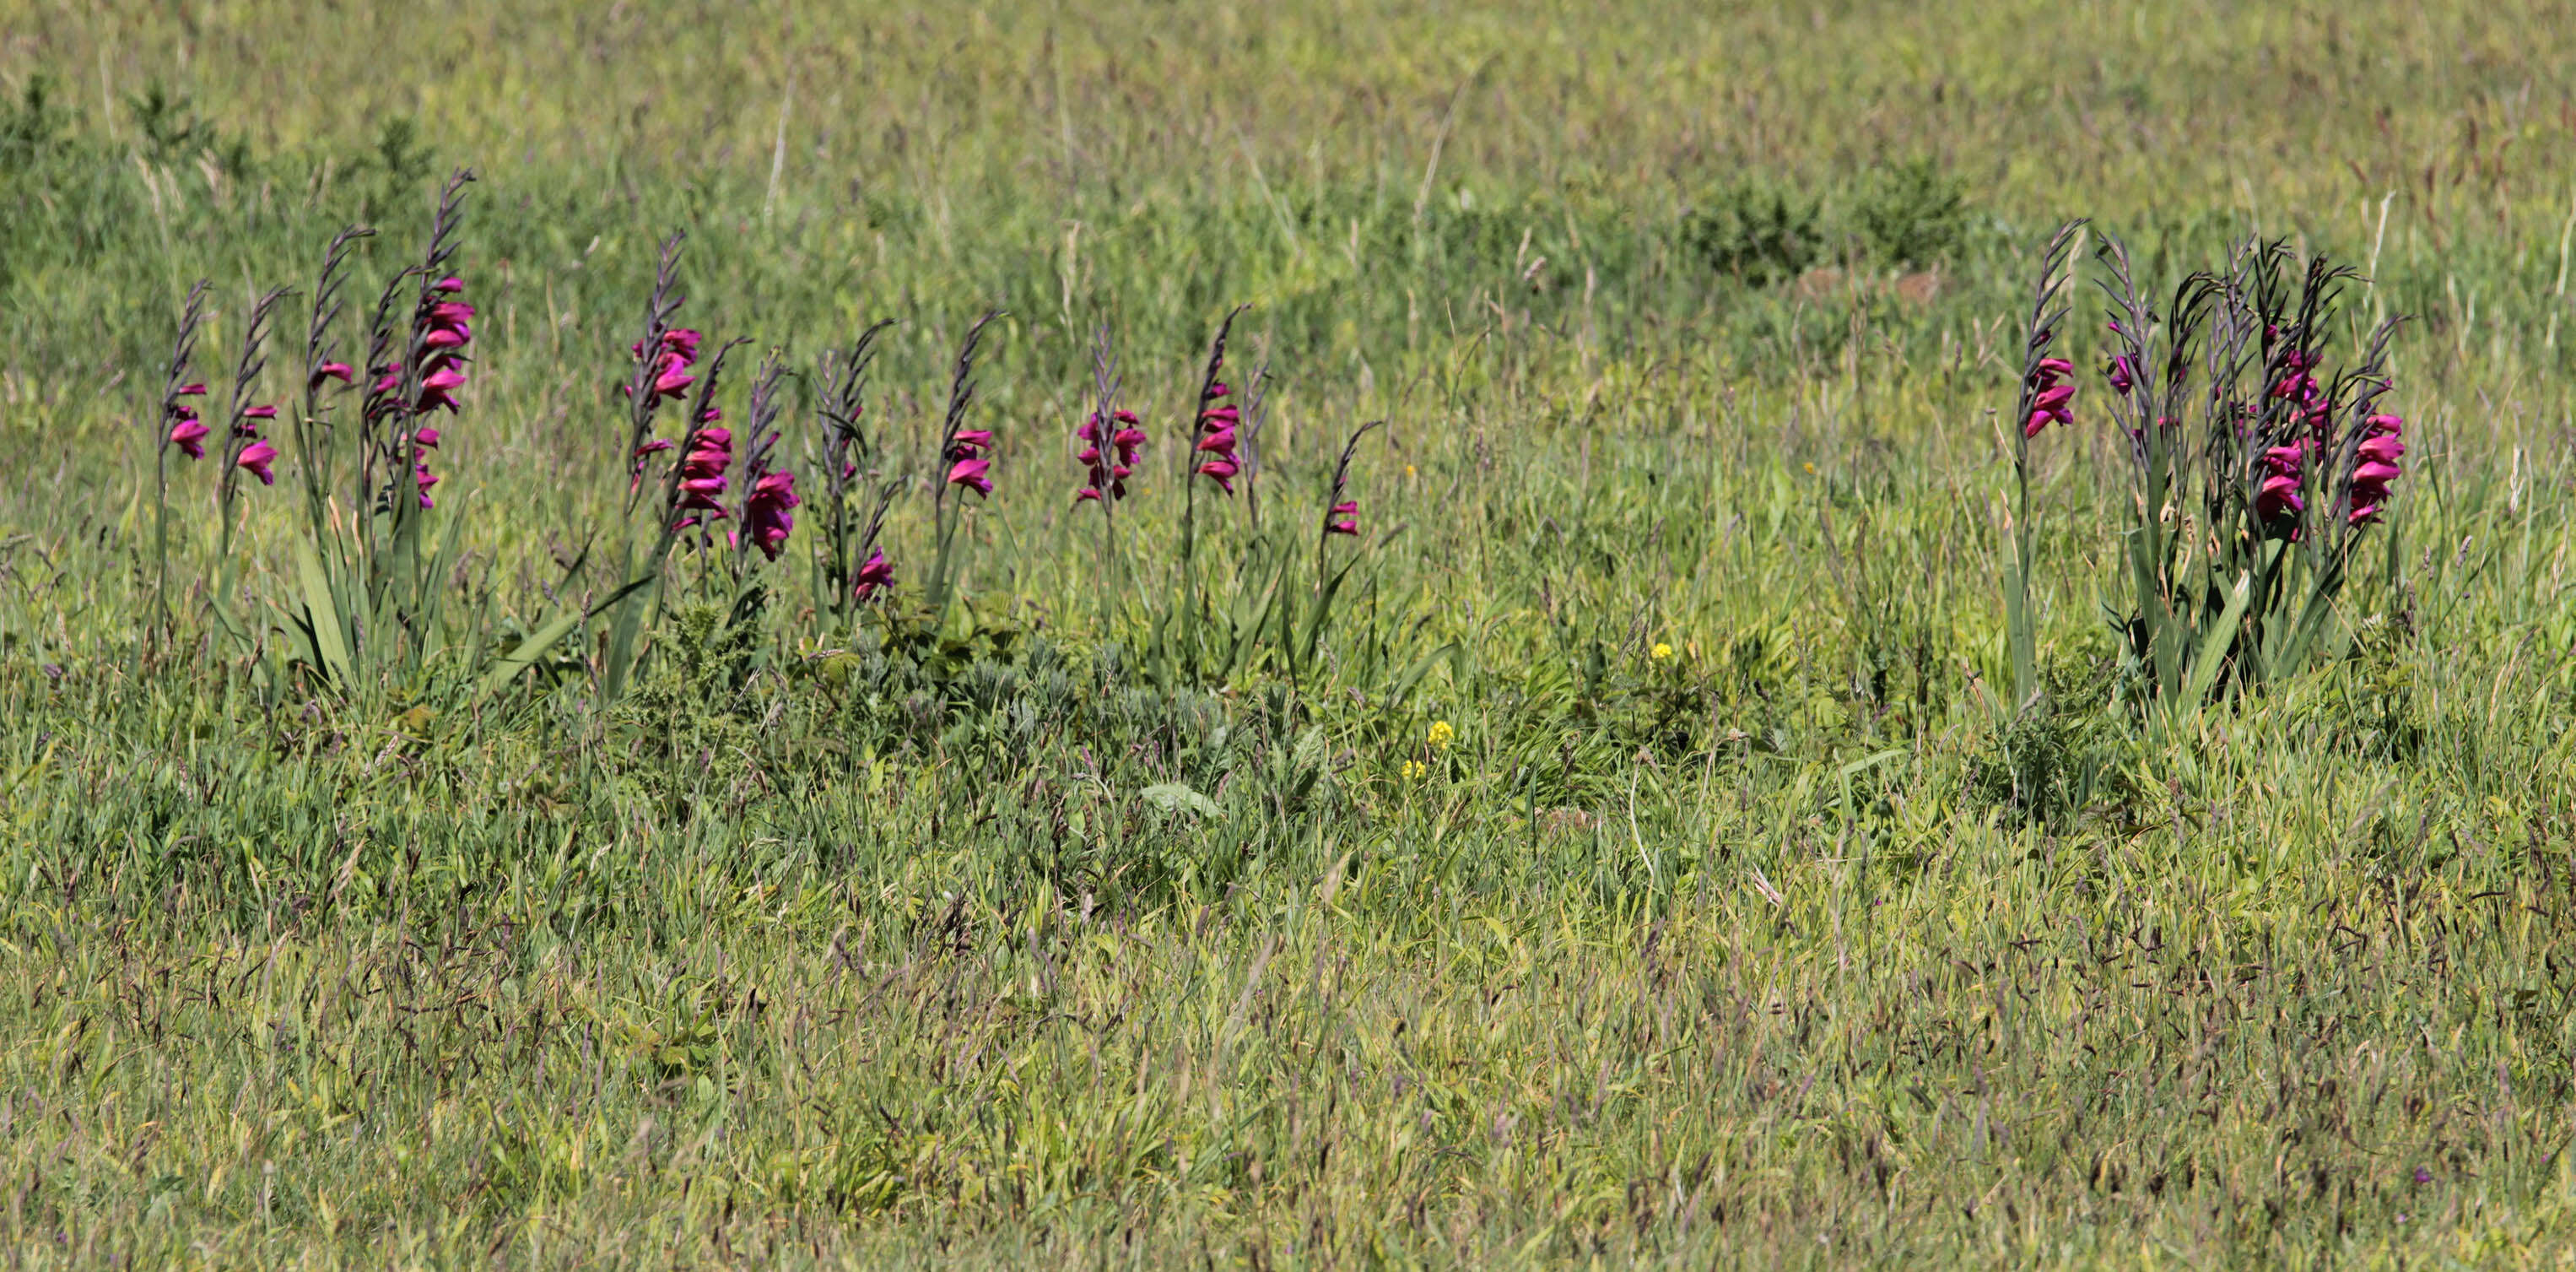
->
[729, 354, 799, 571]
[1315, 420, 1383, 591]
[848, 489, 899, 605]
[926, 311, 1002, 612]
[1292, 419, 1387, 675]
[212, 287, 293, 599]
[293, 225, 371, 554]
[816, 318, 893, 615]
[598, 332, 748, 702]
[148, 281, 211, 652]
[1238, 360, 1273, 532]
[354, 169, 476, 644]
[2082, 233, 2409, 705]
[2001, 221, 2086, 713]
[1073, 322, 1145, 604]
[1178, 306, 1248, 628]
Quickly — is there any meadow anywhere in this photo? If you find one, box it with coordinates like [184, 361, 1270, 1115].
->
[5, 0, 2576, 1265]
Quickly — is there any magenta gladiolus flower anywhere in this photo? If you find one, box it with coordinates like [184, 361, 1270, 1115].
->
[176, 383, 206, 398]
[311, 361, 354, 387]
[2255, 439, 2307, 521]
[413, 427, 440, 449]
[431, 276, 464, 294]
[169, 410, 208, 459]
[853, 547, 894, 600]
[1196, 457, 1239, 493]
[413, 461, 440, 509]
[418, 359, 467, 413]
[2022, 355, 2076, 438]
[742, 470, 800, 560]
[947, 456, 994, 497]
[2256, 473, 2303, 518]
[235, 440, 278, 486]
[1327, 500, 1359, 536]
[2357, 434, 2403, 465]
[951, 430, 994, 453]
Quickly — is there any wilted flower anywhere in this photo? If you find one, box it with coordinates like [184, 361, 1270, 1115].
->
[852, 547, 894, 600]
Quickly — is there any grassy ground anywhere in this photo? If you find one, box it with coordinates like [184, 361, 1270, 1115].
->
[5, 0, 2576, 1265]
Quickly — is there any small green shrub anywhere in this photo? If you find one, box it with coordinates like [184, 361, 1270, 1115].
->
[1683, 181, 1822, 285]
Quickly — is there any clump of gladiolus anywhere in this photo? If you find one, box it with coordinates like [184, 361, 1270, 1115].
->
[2023, 226, 2417, 704]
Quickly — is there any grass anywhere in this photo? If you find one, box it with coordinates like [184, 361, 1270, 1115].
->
[5, 0, 2576, 1265]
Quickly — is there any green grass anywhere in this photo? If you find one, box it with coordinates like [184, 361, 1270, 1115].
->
[5, 0, 2576, 1265]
